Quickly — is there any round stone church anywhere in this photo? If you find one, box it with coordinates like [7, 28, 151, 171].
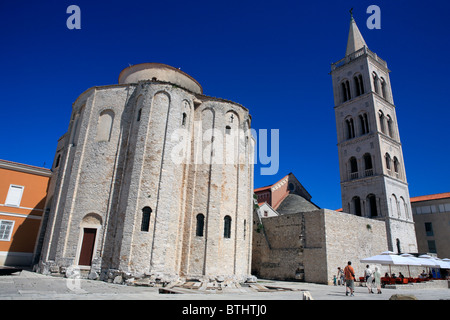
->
[37, 63, 254, 284]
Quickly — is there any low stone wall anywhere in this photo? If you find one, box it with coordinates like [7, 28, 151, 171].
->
[252, 209, 390, 284]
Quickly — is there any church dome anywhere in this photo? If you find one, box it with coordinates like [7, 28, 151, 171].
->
[118, 62, 203, 94]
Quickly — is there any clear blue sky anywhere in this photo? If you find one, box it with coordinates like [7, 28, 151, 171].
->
[1, 0, 449, 210]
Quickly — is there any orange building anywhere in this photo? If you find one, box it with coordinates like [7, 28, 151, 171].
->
[0, 159, 51, 267]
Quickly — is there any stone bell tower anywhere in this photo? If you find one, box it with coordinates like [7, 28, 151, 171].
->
[330, 15, 417, 253]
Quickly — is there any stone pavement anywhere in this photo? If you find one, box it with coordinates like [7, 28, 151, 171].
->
[1, 270, 449, 300]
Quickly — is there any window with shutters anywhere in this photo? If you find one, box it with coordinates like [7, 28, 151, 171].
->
[5, 185, 24, 207]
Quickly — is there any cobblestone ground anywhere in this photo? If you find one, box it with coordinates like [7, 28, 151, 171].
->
[1, 270, 449, 300]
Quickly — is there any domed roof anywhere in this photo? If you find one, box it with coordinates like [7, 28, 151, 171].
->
[276, 194, 320, 215]
[118, 63, 203, 94]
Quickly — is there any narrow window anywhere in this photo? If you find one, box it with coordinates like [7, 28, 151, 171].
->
[54, 154, 61, 168]
[341, 82, 348, 102]
[393, 157, 400, 177]
[367, 194, 377, 217]
[224, 215, 232, 238]
[380, 77, 387, 99]
[386, 115, 394, 138]
[141, 206, 152, 232]
[364, 113, 369, 133]
[345, 80, 351, 101]
[427, 240, 437, 253]
[354, 76, 361, 97]
[196, 214, 205, 237]
[341, 80, 351, 102]
[225, 125, 231, 135]
[385, 153, 391, 171]
[96, 109, 114, 142]
[363, 153, 373, 176]
[379, 111, 385, 134]
[5, 185, 24, 207]
[137, 108, 142, 122]
[352, 196, 362, 216]
[358, 74, 364, 94]
[396, 238, 401, 254]
[373, 72, 379, 94]
[359, 114, 369, 135]
[182, 112, 187, 126]
[346, 118, 355, 139]
[349, 157, 358, 180]
[425, 222, 434, 236]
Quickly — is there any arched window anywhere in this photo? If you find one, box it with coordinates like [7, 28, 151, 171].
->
[378, 110, 386, 134]
[391, 194, 399, 218]
[141, 206, 152, 232]
[223, 215, 232, 238]
[386, 115, 394, 138]
[349, 157, 358, 180]
[372, 72, 379, 94]
[341, 80, 351, 102]
[196, 214, 205, 237]
[352, 196, 362, 216]
[182, 112, 187, 126]
[380, 77, 387, 99]
[367, 194, 377, 217]
[54, 154, 61, 168]
[385, 153, 391, 171]
[393, 157, 400, 178]
[70, 106, 84, 145]
[359, 113, 369, 135]
[400, 197, 409, 219]
[96, 109, 114, 142]
[137, 108, 142, 122]
[345, 117, 355, 139]
[363, 153, 373, 176]
[354, 74, 364, 97]
[225, 125, 231, 135]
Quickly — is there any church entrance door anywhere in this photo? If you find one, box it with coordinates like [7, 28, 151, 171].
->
[79, 228, 96, 266]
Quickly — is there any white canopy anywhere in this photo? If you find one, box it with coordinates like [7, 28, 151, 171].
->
[360, 251, 421, 266]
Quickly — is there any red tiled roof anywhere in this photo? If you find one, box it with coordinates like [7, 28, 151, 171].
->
[254, 185, 272, 192]
[410, 192, 450, 203]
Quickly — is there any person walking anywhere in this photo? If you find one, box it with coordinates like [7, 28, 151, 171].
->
[337, 267, 344, 286]
[373, 266, 382, 294]
[344, 261, 356, 296]
[364, 265, 373, 293]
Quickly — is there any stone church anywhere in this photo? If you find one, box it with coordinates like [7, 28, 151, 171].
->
[36, 63, 255, 284]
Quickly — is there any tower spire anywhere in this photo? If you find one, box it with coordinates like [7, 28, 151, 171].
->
[345, 13, 367, 56]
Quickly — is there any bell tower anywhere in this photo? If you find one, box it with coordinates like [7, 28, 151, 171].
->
[330, 15, 418, 253]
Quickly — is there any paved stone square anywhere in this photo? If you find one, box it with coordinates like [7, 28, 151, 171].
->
[0, 270, 449, 300]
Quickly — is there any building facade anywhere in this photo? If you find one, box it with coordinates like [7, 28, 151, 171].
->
[37, 63, 254, 283]
[411, 193, 450, 258]
[330, 16, 418, 253]
[0, 159, 51, 266]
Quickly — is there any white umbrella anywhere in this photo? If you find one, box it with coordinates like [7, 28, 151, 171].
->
[360, 252, 420, 276]
[431, 258, 450, 269]
[442, 259, 450, 269]
[417, 254, 440, 268]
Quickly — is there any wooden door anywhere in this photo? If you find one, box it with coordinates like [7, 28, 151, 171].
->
[78, 228, 96, 266]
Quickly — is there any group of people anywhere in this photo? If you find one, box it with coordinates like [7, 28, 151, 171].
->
[334, 261, 382, 296]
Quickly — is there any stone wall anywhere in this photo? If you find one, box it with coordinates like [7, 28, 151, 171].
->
[252, 209, 389, 284]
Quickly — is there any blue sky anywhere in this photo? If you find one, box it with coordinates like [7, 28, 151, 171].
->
[1, 0, 449, 210]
